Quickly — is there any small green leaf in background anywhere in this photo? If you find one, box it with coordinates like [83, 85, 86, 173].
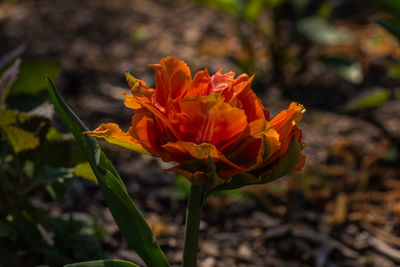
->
[320, 56, 363, 84]
[73, 162, 98, 184]
[373, 17, 400, 42]
[381, 61, 400, 80]
[367, 0, 400, 18]
[297, 17, 354, 45]
[317, 2, 332, 20]
[342, 88, 391, 112]
[0, 109, 29, 127]
[244, 0, 264, 21]
[65, 259, 140, 267]
[46, 127, 64, 141]
[10, 60, 60, 95]
[170, 175, 191, 200]
[3, 125, 39, 153]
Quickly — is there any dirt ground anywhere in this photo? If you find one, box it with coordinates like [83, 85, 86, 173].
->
[2, 0, 400, 266]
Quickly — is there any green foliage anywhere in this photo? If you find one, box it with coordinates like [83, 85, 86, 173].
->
[47, 77, 170, 267]
[0, 49, 105, 267]
[170, 175, 191, 200]
[296, 17, 354, 45]
[342, 88, 391, 112]
[73, 162, 98, 184]
[2, 125, 39, 153]
[65, 260, 140, 267]
[319, 56, 363, 84]
[374, 17, 400, 41]
[9, 60, 60, 95]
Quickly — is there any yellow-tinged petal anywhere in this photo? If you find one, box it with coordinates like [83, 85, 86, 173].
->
[125, 70, 138, 88]
[122, 92, 142, 109]
[163, 141, 242, 171]
[84, 123, 151, 155]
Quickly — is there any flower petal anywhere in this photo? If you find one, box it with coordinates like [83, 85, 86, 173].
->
[176, 94, 247, 147]
[84, 123, 150, 155]
[234, 83, 270, 122]
[152, 57, 191, 108]
[129, 109, 164, 156]
[187, 69, 210, 96]
[265, 102, 306, 165]
[161, 141, 242, 179]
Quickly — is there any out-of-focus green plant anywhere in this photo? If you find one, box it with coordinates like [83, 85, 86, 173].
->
[0, 47, 104, 266]
[193, 0, 361, 86]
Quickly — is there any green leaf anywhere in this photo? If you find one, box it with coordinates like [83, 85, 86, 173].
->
[46, 127, 64, 141]
[342, 88, 391, 112]
[65, 260, 139, 267]
[374, 16, 400, 41]
[365, 0, 400, 18]
[47, 77, 169, 267]
[320, 56, 363, 84]
[244, 0, 264, 21]
[195, 0, 244, 15]
[10, 60, 60, 95]
[0, 109, 29, 127]
[2, 125, 39, 153]
[261, 137, 300, 180]
[170, 175, 191, 200]
[0, 109, 17, 127]
[297, 17, 354, 45]
[73, 162, 98, 184]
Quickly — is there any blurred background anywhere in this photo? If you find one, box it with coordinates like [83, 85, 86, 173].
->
[1, 0, 400, 266]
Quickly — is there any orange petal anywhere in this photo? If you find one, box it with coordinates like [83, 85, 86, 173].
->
[152, 57, 191, 108]
[272, 102, 305, 132]
[165, 165, 209, 185]
[169, 69, 190, 101]
[265, 102, 306, 164]
[176, 94, 247, 147]
[133, 94, 181, 139]
[205, 101, 247, 147]
[233, 84, 269, 122]
[84, 123, 150, 155]
[162, 141, 242, 171]
[125, 71, 154, 98]
[225, 119, 280, 168]
[122, 92, 143, 109]
[187, 69, 210, 96]
[129, 109, 163, 156]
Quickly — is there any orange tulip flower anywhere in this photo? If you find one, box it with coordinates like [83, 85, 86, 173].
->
[85, 57, 305, 185]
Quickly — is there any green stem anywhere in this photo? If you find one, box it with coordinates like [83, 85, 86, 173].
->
[182, 184, 207, 267]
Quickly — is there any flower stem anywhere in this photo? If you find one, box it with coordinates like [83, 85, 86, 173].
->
[182, 184, 206, 267]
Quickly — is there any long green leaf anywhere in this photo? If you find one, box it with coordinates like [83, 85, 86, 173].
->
[65, 259, 139, 267]
[46, 77, 169, 267]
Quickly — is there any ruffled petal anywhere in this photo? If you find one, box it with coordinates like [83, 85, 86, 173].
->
[152, 57, 191, 108]
[233, 84, 269, 122]
[265, 102, 306, 165]
[187, 69, 210, 96]
[84, 123, 150, 155]
[129, 109, 163, 156]
[161, 141, 243, 181]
